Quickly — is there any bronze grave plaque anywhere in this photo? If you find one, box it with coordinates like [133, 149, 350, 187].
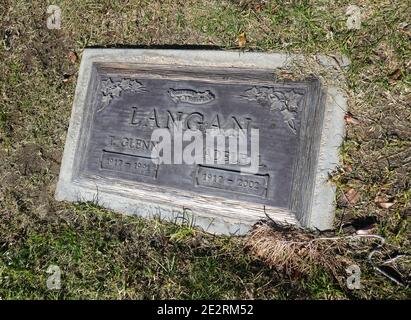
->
[56, 49, 346, 234]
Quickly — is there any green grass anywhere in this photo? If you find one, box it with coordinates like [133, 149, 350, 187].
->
[0, 0, 410, 299]
[0, 204, 292, 299]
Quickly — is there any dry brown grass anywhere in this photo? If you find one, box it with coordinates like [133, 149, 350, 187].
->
[245, 222, 408, 292]
[246, 224, 348, 279]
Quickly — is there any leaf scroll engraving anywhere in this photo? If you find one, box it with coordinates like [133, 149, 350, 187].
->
[98, 78, 146, 112]
[242, 87, 304, 134]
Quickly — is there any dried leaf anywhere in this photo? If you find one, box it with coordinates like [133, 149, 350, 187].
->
[344, 113, 360, 125]
[356, 228, 374, 235]
[377, 202, 394, 209]
[388, 68, 402, 81]
[238, 32, 247, 48]
[68, 51, 77, 63]
[62, 73, 74, 83]
[253, 4, 263, 12]
[345, 188, 361, 206]
[374, 195, 388, 203]
[375, 195, 395, 209]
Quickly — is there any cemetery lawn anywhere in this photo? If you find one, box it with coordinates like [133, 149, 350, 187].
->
[0, 0, 410, 299]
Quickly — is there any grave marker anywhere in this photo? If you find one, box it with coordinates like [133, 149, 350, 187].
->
[55, 49, 347, 235]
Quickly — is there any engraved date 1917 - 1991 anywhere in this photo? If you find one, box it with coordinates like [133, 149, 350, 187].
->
[100, 151, 158, 178]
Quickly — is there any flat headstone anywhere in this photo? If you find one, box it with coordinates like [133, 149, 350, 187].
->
[55, 49, 347, 235]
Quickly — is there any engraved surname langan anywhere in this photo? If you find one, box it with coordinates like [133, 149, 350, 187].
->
[101, 151, 158, 178]
[130, 107, 253, 131]
[196, 166, 268, 198]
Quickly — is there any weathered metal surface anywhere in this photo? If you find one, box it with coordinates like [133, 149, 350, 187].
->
[76, 66, 323, 211]
[55, 49, 347, 235]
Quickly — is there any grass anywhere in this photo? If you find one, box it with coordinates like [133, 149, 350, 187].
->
[0, 0, 410, 299]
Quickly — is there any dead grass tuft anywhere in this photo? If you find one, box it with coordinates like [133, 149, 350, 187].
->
[245, 224, 348, 280]
[245, 222, 408, 291]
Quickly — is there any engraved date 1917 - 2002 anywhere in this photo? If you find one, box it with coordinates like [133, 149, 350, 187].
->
[196, 166, 268, 198]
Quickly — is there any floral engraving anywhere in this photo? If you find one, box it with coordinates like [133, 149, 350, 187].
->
[242, 87, 304, 134]
[168, 88, 215, 105]
[98, 77, 146, 112]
